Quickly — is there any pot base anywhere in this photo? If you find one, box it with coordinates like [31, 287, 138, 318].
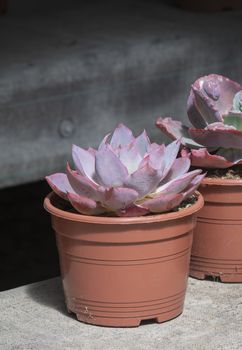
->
[66, 295, 184, 327]
[190, 271, 242, 283]
[75, 310, 182, 327]
[190, 255, 242, 282]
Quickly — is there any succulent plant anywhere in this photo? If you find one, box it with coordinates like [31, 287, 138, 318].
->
[46, 124, 204, 216]
[156, 74, 242, 168]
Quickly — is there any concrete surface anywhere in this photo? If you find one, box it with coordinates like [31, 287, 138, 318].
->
[0, 0, 242, 188]
[1, 277, 242, 350]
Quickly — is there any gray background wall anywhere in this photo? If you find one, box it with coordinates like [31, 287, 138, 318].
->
[1, 0, 242, 188]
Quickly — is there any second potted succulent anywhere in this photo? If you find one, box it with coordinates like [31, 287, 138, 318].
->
[157, 73, 242, 282]
[44, 124, 204, 327]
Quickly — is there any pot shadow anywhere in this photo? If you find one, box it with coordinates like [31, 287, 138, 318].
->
[26, 277, 75, 319]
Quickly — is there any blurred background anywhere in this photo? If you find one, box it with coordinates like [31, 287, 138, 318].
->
[0, 0, 242, 291]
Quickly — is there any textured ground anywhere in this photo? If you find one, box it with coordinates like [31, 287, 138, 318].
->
[1, 277, 242, 350]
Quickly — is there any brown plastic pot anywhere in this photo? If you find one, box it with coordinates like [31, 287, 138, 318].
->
[44, 192, 203, 327]
[190, 177, 242, 283]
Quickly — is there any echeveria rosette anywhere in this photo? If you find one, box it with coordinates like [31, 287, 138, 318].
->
[156, 74, 242, 168]
[46, 124, 204, 217]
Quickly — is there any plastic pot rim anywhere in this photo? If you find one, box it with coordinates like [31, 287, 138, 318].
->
[44, 191, 204, 225]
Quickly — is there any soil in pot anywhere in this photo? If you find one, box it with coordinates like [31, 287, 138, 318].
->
[44, 192, 203, 327]
[190, 169, 242, 283]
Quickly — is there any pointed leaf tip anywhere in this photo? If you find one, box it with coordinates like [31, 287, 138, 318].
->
[110, 123, 134, 148]
[46, 173, 74, 200]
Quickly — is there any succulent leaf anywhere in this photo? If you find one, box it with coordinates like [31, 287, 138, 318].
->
[189, 128, 242, 149]
[183, 173, 206, 200]
[123, 162, 162, 198]
[187, 91, 207, 128]
[98, 133, 111, 151]
[140, 193, 184, 213]
[118, 143, 142, 174]
[47, 124, 204, 216]
[161, 157, 191, 183]
[46, 173, 74, 200]
[148, 144, 165, 171]
[162, 140, 181, 178]
[103, 187, 139, 210]
[157, 75, 242, 169]
[66, 163, 104, 201]
[156, 117, 203, 148]
[192, 86, 222, 124]
[216, 148, 242, 164]
[67, 192, 106, 215]
[133, 130, 150, 156]
[110, 123, 134, 148]
[155, 169, 202, 195]
[116, 205, 149, 217]
[72, 145, 96, 180]
[185, 148, 233, 168]
[190, 74, 242, 122]
[223, 113, 242, 131]
[95, 145, 129, 187]
[203, 79, 220, 101]
[233, 91, 242, 112]
[205, 122, 236, 131]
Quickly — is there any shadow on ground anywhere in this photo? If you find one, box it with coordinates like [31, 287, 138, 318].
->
[26, 277, 75, 319]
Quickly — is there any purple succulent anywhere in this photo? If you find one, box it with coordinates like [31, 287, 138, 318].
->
[156, 74, 242, 168]
[46, 124, 204, 216]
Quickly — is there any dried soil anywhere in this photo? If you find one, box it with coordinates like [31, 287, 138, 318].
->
[206, 165, 242, 180]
